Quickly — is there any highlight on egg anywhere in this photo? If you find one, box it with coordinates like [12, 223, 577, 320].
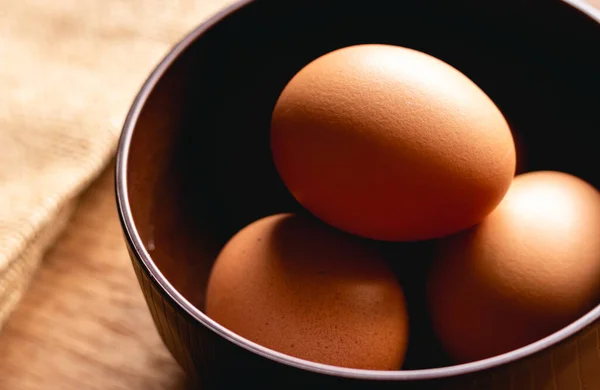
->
[426, 171, 600, 363]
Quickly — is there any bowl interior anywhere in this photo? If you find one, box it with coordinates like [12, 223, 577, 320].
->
[124, 0, 600, 372]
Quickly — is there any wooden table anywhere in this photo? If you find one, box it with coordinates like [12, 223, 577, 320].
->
[0, 162, 188, 390]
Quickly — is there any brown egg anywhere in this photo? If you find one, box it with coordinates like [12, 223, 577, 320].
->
[427, 171, 600, 363]
[271, 44, 516, 242]
[205, 213, 409, 370]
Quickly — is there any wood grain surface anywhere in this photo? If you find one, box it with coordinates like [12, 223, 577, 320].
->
[0, 162, 189, 390]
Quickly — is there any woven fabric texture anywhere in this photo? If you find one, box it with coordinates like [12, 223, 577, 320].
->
[0, 0, 234, 329]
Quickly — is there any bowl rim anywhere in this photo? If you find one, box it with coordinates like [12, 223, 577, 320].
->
[115, 0, 600, 381]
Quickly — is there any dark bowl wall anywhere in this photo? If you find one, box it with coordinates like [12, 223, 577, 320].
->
[120, 0, 600, 388]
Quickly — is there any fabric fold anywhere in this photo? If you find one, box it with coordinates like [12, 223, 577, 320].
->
[0, 0, 234, 330]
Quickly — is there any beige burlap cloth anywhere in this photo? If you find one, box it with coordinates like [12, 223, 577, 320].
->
[0, 0, 234, 330]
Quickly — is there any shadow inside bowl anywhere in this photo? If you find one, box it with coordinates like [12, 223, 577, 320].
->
[124, 0, 600, 372]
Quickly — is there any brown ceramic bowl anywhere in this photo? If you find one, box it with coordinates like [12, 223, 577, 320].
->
[116, 0, 600, 388]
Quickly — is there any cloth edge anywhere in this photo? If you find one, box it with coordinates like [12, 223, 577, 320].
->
[0, 200, 77, 329]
